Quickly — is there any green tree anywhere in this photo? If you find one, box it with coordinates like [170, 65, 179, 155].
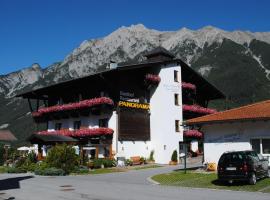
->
[171, 150, 178, 162]
[45, 144, 79, 174]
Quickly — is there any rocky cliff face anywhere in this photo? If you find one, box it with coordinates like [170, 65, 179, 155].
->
[1, 24, 270, 144]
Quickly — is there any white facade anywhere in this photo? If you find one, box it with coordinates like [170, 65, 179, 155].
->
[149, 63, 183, 164]
[202, 121, 270, 166]
[46, 62, 184, 164]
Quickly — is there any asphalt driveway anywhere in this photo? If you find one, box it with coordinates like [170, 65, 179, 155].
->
[0, 165, 269, 200]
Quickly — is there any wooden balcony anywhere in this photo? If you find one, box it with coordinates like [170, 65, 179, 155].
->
[32, 97, 114, 123]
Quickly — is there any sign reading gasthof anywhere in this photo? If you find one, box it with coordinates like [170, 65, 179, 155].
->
[118, 101, 150, 110]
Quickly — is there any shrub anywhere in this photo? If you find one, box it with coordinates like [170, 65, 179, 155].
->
[140, 157, 146, 164]
[26, 151, 37, 163]
[35, 161, 49, 171]
[93, 158, 103, 169]
[7, 167, 27, 173]
[25, 163, 37, 172]
[34, 167, 65, 176]
[45, 144, 79, 174]
[92, 158, 116, 168]
[0, 144, 4, 165]
[15, 157, 26, 168]
[125, 159, 133, 166]
[102, 159, 116, 168]
[171, 150, 178, 162]
[149, 150, 155, 161]
[14, 151, 38, 172]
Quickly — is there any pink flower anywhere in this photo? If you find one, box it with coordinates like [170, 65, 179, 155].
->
[32, 97, 114, 117]
[184, 130, 203, 138]
[37, 127, 114, 137]
[183, 104, 217, 114]
[182, 82, 196, 91]
[145, 74, 161, 84]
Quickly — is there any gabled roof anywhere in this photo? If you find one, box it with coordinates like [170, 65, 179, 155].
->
[186, 100, 270, 125]
[0, 130, 17, 141]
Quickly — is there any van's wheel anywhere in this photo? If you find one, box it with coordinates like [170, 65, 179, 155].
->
[249, 172, 257, 185]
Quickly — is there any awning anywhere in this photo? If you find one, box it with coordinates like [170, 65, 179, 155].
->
[28, 134, 78, 144]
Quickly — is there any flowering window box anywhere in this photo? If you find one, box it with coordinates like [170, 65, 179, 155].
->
[182, 82, 196, 91]
[145, 74, 161, 84]
[37, 127, 114, 137]
[183, 104, 217, 114]
[32, 97, 114, 118]
[183, 130, 203, 138]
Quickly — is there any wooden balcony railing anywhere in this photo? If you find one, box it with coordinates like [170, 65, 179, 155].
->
[37, 127, 114, 137]
[32, 97, 114, 120]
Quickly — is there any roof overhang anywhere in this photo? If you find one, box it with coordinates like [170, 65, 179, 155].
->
[185, 117, 270, 126]
[16, 59, 225, 101]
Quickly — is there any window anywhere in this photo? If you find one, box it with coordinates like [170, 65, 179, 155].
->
[99, 118, 109, 128]
[174, 93, 179, 106]
[55, 123, 62, 130]
[175, 120, 180, 132]
[73, 121, 81, 130]
[250, 138, 270, 154]
[262, 139, 270, 154]
[251, 139, 260, 154]
[57, 98, 63, 105]
[174, 70, 179, 82]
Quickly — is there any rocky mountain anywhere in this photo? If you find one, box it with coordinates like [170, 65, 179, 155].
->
[1, 24, 270, 145]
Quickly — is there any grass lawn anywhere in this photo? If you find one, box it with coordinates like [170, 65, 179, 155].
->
[152, 170, 270, 193]
[0, 166, 7, 173]
[88, 168, 127, 174]
[132, 165, 162, 170]
[71, 168, 127, 175]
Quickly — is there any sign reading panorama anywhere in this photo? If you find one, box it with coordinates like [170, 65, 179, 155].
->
[118, 101, 150, 110]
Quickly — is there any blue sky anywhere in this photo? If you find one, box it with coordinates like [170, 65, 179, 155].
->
[0, 0, 269, 75]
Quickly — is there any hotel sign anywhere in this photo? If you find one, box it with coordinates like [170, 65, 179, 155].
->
[118, 101, 150, 110]
[119, 91, 139, 102]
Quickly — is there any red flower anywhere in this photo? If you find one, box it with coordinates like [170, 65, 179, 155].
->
[183, 104, 217, 114]
[182, 82, 196, 91]
[145, 74, 161, 84]
[32, 97, 114, 117]
[37, 127, 114, 137]
[184, 130, 203, 138]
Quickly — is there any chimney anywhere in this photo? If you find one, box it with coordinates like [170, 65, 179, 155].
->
[109, 60, 118, 69]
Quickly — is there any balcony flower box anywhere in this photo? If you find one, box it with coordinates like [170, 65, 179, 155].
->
[32, 97, 114, 118]
[37, 127, 114, 137]
[183, 104, 217, 114]
[145, 74, 161, 84]
[183, 130, 203, 138]
[182, 82, 196, 91]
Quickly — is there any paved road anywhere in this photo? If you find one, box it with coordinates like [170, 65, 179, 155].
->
[0, 165, 269, 200]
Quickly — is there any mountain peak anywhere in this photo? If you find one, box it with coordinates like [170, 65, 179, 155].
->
[31, 63, 41, 70]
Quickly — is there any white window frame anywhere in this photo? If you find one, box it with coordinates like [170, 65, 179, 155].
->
[250, 137, 270, 155]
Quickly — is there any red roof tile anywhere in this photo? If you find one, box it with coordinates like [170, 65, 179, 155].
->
[186, 100, 270, 125]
